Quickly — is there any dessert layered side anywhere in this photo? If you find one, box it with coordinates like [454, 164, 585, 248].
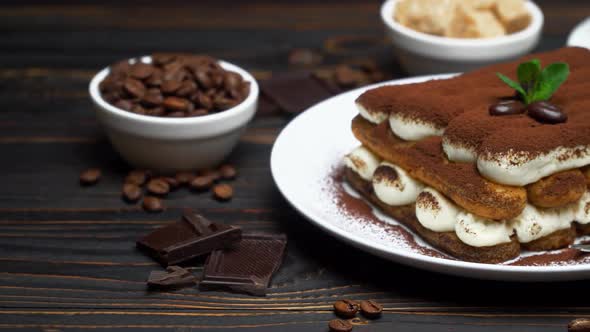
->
[343, 47, 590, 263]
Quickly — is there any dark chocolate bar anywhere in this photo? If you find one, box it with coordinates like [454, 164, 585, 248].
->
[199, 233, 287, 296]
[147, 266, 197, 290]
[137, 209, 242, 266]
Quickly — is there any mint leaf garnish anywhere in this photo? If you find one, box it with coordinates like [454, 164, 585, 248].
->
[496, 59, 569, 105]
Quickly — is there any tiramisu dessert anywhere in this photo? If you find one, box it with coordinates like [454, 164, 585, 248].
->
[343, 47, 590, 263]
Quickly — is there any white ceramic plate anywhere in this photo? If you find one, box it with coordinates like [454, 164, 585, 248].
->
[271, 75, 590, 282]
[567, 17, 590, 49]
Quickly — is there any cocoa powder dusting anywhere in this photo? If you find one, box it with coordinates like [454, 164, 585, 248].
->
[330, 167, 447, 259]
[508, 248, 590, 266]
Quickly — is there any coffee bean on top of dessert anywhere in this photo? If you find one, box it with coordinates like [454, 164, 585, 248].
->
[99, 53, 250, 118]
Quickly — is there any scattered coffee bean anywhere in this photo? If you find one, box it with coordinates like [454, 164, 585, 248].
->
[99, 54, 250, 118]
[333, 299, 359, 318]
[175, 171, 196, 185]
[359, 300, 383, 318]
[333, 65, 366, 88]
[213, 183, 233, 201]
[328, 319, 353, 332]
[143, 196, 165, 212]
[125, 169, 150, 186]
[122, 183, 142, 202]
[146, 178, 170, 195]
[219, 164, 237, 180]
[288, 48, 323, 67]
[79, 168, 101, 185]
[488, 99, 526, 116]
[569, 318, 590, 332]
[527, 101, 567, 124]
[200, 169, 221, 182]
[161, 177, 179, 190]
[191, 175, 214, 191]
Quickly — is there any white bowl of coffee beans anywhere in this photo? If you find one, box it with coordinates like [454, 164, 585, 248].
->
[89, 53, 258, 172]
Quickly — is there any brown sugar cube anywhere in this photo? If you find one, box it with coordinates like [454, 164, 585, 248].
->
[493, 0, 531, 33]
[446, 4, 505, 38]
[394, 0, 456, 36]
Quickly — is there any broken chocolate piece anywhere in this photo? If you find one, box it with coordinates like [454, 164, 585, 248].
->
[137, 209, 242, 266]
[199, 233, 287, 296]
[147, 266, 197, 289]
[261, 71, 333, 114]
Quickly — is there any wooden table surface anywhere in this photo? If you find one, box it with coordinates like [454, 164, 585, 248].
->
[1, 1, 590, 331]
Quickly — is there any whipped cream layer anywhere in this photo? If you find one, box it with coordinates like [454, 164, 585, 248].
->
[372, 162, 424, 206]
[344, 146, 590, 248]
[344, 146, 380, 181]
[356, 102, 388, 124]
[442, 136, 478, 162]
[415, 187, 458, 232]
[389, 112, 444, 141]
[477, 145, 590, 186]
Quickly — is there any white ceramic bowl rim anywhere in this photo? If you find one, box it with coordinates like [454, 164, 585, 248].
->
[381, 0, 544, 47]
[89, 56, 259, 127]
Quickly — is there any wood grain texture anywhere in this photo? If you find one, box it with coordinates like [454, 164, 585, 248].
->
[1, 0, 590, 331]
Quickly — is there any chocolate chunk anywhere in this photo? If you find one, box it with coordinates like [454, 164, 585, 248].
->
[199, 233, 287, 296]
[328, 319, 353, 332]
[527, 101, 567, 124]
[79, 168, 101, 185]
[137, 209, 242, 266]
[489, 99, 526, 116]
[147, 266, 197, 290]
[261, 71, 333, 114]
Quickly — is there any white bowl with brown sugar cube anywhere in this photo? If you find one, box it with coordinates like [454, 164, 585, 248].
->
[89, 54, 259, 172]
[381, 0, 543, 75]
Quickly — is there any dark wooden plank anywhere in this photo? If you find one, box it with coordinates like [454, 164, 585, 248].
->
[0, 1, 589, 331]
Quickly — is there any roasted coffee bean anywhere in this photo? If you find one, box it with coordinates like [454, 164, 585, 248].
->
[161, 80, 182, 94]
[334, 65, 363, 88]
[125, 169, 150, 186]
[145, 68, 163, 87]
[333, 299, 359, 318]
[176, 80, 197, 97]
[214, 96, 237, 110]
[219, 164, 237, 180]
[131, 105, 147, 115]
[79, 168, 101, 185]
[166, 111, 186, 118]
[195, 70, 214, 89]
[175, 171, 196, 185]
[195, 92, 213, 109]
[145, 107, 166, 117]
[114, 99, 134, 111]
[143, 196, 165, 212]
[489, 99, 526, 116]
[146, 178, 170, 195]
[129, 62, 154, 80]
[187, 109, 209, 117]
[163, 97, 191, 112]
[288, 48, 323, 67]
[359, 300, 383, 318]
[122, 183, 142, 202]
[223, 71, 243, 91]
[212, 183, 233, 201]
[568, 318, 590, 332]
[161, 177, 179, 190]
[191, 175, 214, 191]
[152, 53, 176, 65]
[527, 101, 567, 124]
[328, 319, 353, 332]
[141, 90, 164, 106]
[200, 169, 221, 182]
[123, 78, 146, 98]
